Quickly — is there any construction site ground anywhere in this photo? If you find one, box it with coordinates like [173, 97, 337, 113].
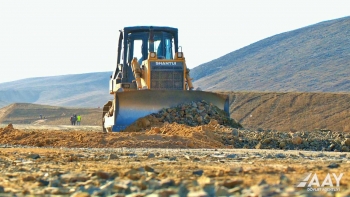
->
[1, 123, 350, 196]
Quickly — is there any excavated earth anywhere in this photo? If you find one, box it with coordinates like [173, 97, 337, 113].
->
[1, 101, 350, 196]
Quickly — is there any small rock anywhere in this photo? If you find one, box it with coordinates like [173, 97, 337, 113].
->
[148, 153, 155, 158]
[96, 171, 109, 179]
[255, 142, 262, 149]
[145, 165, 154, 172]
[342, 138, 350, 146]
[61, 173, 89, 183]
[137, 167, 145, 172]
[222, 179, 243, 188]
[209, 119, 218, 126]
[232, 129, 239, 137]
[292, 136, 302, 145]
[71, 192, 90, 197]
[151, 127, 161, 133]
[341, 146, 349, 152]
[227, 167, 243, 174]
[339, 154, 347, 158]
[193, 157, 201, 162]
[37, 179, 49, 186]
[279, 173, 291, 185]
[298, 152, 305, 157]
[327, 163, 340, 168]
[329, 144, 336, 151]
[49, 179, 62, 187]
[202, 184, 215, 197]
[27, 154, 41, 159]
[316, 153, 325, 157]
[169, 156, 177, 161]
[187, 190, 208, 197]
[216, 186, 229, 196]
[108, 153, 118, 160]
[128, 153, 137, 157]
[279, 141, 286, 149]
[275, 153, 286, 158]
[197, 116, 203, 124]
[140, 118, 151, 127]
[193, 169, 204, 176]
[160, 178, 175, 187]
[262, 138, 271, 144]
[226, 154, 237, 159]
[22, 175, 36, 182]
[258, 179, 267, 185]
[265, 154, 273, 159]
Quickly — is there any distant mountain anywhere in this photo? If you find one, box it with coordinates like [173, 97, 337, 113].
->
[0, 72, 113, 108]
[192, 16, 350, 92]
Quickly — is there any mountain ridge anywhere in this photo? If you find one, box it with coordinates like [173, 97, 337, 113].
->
[192, 16, 350, 92]
[0, 72, 112, 108]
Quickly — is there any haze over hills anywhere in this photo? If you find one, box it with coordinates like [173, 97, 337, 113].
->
[0, 72, 112, 108]
[0, 16, 349, 109]
[192, 16, 350, 92]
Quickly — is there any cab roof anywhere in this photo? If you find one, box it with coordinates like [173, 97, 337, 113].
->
[122, 26, 178, 35]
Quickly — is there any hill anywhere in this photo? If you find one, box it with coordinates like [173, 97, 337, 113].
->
[0, 103, 101, 126]
[225, 91, 350, 132]
[192, 16, 350, 92]
[0, 72, 113, 108]
[1, 91, 350, 132]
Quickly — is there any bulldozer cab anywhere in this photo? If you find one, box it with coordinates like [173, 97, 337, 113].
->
[131, 32, 174, 64]
[113, 26, 180, 84]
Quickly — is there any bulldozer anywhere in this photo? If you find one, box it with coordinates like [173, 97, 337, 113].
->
[102, 26, 229, 132]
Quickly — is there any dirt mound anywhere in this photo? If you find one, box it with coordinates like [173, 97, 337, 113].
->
[123, 100, 242, 132]
[1, 122, 350, 152]
[0, 123, 233, 149]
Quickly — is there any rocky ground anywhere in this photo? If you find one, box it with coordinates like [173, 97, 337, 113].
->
[1, 123, 350, 196]
[1, 100, 350, 196]
[0, 147, 349, 197]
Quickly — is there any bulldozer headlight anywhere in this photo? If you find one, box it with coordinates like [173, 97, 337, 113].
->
[150, 52, 156, 58]
[177, 52, 183, 58]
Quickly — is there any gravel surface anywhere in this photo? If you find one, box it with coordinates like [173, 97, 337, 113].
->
[0, 147, 349, 196]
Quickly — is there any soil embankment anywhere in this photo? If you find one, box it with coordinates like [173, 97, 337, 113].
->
[1, 92, 350, 132]
[225, 91, 350, 132]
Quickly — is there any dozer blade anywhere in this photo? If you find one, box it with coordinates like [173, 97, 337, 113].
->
[111, 90, 229, 131]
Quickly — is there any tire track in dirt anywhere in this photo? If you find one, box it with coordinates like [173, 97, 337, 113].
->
[236, 94, 278, 124]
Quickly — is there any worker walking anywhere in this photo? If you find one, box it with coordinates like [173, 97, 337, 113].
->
[77, 115, 81, 125]
[70, 115, 74, 125]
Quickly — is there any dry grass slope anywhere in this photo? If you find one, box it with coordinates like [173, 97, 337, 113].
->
[193, 16, 350, 92]
[223, 91, 350, 132]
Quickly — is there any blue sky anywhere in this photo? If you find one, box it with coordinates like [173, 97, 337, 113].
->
[0, 0, 349, 83]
